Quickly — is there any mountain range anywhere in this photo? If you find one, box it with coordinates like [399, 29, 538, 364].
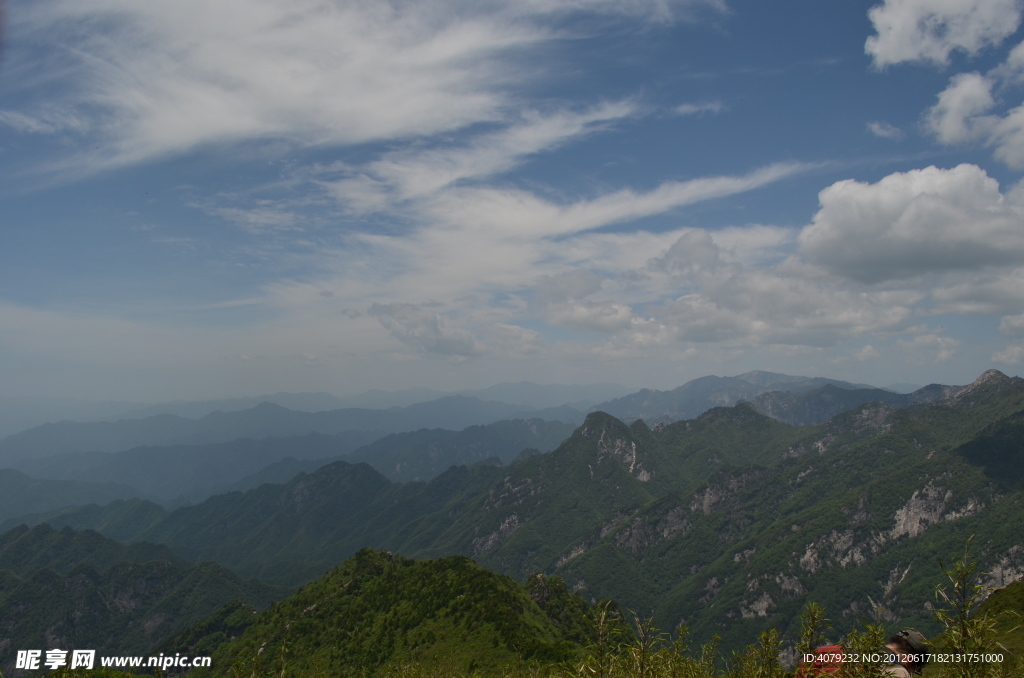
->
[6, 370, 1021, 657]
[2, 368, 1022, 675]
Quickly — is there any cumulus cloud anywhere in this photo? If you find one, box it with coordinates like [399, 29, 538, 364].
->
[865, 0, 1022, 68]
[368, 303, 480, 357]
[993, 343, 1024, 363]
[924, 72, 996, 145]
[999, 312, 1024, 335]
[854, 345, 881, 361]
[798, 164, 1024, 283]
[648, 259, 920, 347]
[931, 268, 1024, 314]
[898, 332, 961, 361]
[542, 301, 636, 332]
[922, 40, 1024, 168]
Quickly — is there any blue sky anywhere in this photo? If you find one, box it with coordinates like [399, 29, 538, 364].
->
[3, 0, 1024, 401]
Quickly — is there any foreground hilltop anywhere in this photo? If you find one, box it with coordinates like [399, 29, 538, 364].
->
[178, 548, 599, 677]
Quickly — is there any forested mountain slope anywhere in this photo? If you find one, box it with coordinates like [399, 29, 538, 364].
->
[0, 525, 286, 673]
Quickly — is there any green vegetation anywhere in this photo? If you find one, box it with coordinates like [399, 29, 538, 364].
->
[0, 526, 286, 673]
[187, 548, 607, 677]
[7, 540, 1023, 678]
[8, 370, 1024, 666]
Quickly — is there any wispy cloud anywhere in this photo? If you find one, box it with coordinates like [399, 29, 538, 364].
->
[674, 100, 725, 116]
[866, 120, 904, 140]
[327, 101, 638, 209]
[8, 0, 724, 177]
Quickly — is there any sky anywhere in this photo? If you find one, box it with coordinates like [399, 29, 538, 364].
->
[3, 0, 1024, 402]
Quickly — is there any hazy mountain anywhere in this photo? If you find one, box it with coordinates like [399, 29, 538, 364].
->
[7, 433, 359, 505]
[0, 469, 144, 525]
[6, 418, 576, 503]
[0, 395, 139, 438]
[346, 418, 576, 482]
[748, 382, 961, 426]
[84, 382, 627, 422]
[0, 523, 181, 575]
[456, 382, 633, 409]
[115, 392, 355, 420]
[0, 395, 578, 463]
[590, 370, 880, 424]
[884, 382, 925, 394]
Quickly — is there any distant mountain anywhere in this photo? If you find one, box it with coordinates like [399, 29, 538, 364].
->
[456, 382, 633, 409]
[589, 370, 879, 424]
[0, 395, 578, 463]
[6, 418, 576, 503]
[115, 391, 355, 420]
[0, 395, 139, 438]
[0, 523, 181, 575]
[884, 382, 925, 394]
[0, 524, 285, 673]
[346, 418, 576, 482]
[0, 468, 143, 525]
[748, 382, 961, 426]
[99, 382, 627, 421]
[7, 432, 360, 505]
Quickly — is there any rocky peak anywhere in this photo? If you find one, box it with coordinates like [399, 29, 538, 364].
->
[973, 369, 1011, 386]
[950, 369, 1018, 406]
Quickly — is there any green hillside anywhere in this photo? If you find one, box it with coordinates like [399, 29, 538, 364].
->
[0, 525, 287, 673]
[0, 523, 181, 574]
[185, 548, 601, 677]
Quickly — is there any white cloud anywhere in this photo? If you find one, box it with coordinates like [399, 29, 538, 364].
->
[921, 41, 1024, 168]
[420, 161, 808, 240]
[931, 268, 1024, 314]
[865, 0, 1022, 68]
[329, 101, 637, 209]
[867, 121, 906, 140]
[924, 72, 996, 145]
[0, 109, 90, 135]
[309, 162, 810, 309]
[10, 0, 722, 175]
[207, 205, 301, 233]
[999, 312, 1024, 335]
[854, 345, 881, 361]
[709, 224, 794, 265]
[478, 323, 546, 357]
[993, 343, 1024, 363]
[542, 301, 636, 332]
[367, 302, 481, 357]
[675, 100, 725, 116]
[648, 258, 920, 347]
[798, 164, 1024, 283]
[898, 332, 961, 361]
